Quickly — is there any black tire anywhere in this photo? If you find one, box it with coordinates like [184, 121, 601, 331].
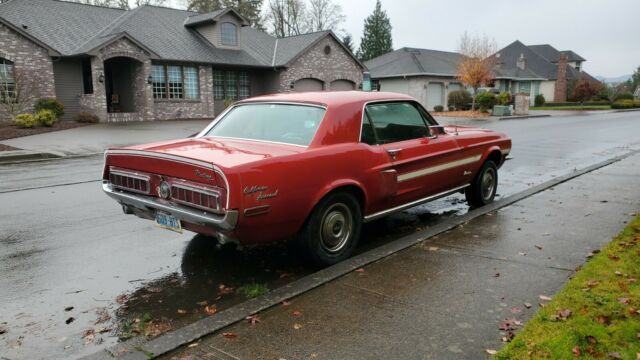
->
[295, 192, 362, 267]
[465, 160, 498, 207]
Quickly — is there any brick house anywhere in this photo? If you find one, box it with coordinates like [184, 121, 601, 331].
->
[0, 0, 365, 122]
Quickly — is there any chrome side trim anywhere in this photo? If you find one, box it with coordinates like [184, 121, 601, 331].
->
[103, 181, 238, 232]
[363, 184, 470, 223]
[104, 149, 230, 208]
[205, 136, 308, 148]
[397, 155, 482, 182]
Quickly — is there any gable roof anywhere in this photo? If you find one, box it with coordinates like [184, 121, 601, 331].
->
[365, 47, 462, 78]
[0, 0, 363, 69]
[528, 44, 586, 63]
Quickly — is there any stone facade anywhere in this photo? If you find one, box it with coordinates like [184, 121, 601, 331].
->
[0, 22, 55, 120]
[279, 36, 363, 92]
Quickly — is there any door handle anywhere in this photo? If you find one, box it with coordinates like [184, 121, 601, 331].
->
[387, 148, 402, 160]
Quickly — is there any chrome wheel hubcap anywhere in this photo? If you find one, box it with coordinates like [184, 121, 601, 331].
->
[320, 203, 353, 253]
[481, 168, 496, 201]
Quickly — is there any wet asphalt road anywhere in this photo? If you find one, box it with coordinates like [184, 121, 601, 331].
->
[1, 111, 640, 359]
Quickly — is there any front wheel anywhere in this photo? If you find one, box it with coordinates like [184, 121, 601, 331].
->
[295, 192, 362, 267]
[466, 160, 498, 207]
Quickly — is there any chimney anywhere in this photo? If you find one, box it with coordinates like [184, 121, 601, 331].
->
[516, 53, 526, 70]
[554, 53, 568, 102]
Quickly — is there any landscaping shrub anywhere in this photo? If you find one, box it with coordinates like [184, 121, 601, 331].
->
[447, 90, 472, 110]
[476, 92, 497, 111]
[611, 100, 640, 109]
[534, 94, 546, 107]
[613, 92, 634, 102]
[497, 91, 512, 105]
[74, 111, 100, 123]
[542, 101, 610, 107]
[448, 106, 454, 111]
[35, 109, 57, 127]
[34, 98, 64, 118]
[433, 105, 444, 112]
[12, 113, 38, 128]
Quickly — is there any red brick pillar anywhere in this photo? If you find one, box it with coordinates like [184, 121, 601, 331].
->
[554, 54, 568, 102]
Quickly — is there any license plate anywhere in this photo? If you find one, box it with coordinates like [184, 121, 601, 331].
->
[155, 212, 182, 233]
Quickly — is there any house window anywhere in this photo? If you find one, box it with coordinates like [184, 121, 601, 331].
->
[221, 23, 238, 46]
[81, 58, 93, 94]
[213, 70, 250, 100]
[152, 64, 200, 100]
[0, 58, 15, 102]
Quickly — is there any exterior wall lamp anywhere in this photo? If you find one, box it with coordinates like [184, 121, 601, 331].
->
[147, 75, 153, 85]
[98, 72, 104, 83]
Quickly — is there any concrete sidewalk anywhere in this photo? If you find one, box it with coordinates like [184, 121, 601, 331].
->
[163, 154, 640, 360]
[0, 120, 210, 160]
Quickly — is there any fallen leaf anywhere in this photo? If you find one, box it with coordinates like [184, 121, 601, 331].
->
[144, 320, 172, 337]
[0, 326, 6, 335]
[629, 307, 639, 316]
[246, 315, 261, 325]
[355, 268, 365, 273]
[615, 271, 623, 276]
[177, 309, 187, 315]
[65, 317, 75, 325]
[427, 246, 439, 251]
[64, 306, 74, 312]
[558, 309, 572, 320]
[494, 273, 500, 277]
[535, 245, 543, 250]
[486, 349, 497, 355]
[586, 279, 599, 288]
[292, 311, 302, 317]
[618, 297, 631, 305]
[222, 332, 237, 339]
[595, 315, 611, 325]
[501, 332, 515, 342]
[293, 323, 303, 330]
[146, 287, 162, 293]
[510, 307, 521, 314]
[572, 345, 581, 356]
[539, 295, 552, 301]
[518, 252, 527, 256]
[524, 302, 532, 309]
[188, 342, 199, 348]
[204, 306, 217, 316]
[586, 335, 597, 345]
[95, 308, 111, 325]
[608, 255, 620, 261]
[282, 301, 292, 306]
[115, 294, 128, 304]
[197, 300, 208, 306]
[608, 352, 622, 360]
[218, 284, 234, 296]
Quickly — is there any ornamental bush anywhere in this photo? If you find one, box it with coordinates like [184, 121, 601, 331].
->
[74, 111, 100, 123]
[476, 92, 497, 111]
[12, 113, 38, 128]
[611, 100, 640, 109]
[35, 109, 57, 127]
[497, 91, 512, 105]
[34, 98, 64, 118]
[433, 105, 444, 112]
[534, 94, 546, 107]
[613, 92, 634, 102]
[447, 90, 472, 110]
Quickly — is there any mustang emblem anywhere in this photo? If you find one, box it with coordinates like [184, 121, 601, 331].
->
[195, 169, 213, 180]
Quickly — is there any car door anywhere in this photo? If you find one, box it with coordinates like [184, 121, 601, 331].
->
[364, 101, 462, 207]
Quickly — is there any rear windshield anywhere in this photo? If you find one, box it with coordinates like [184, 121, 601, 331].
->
[203, 103, 326, 146]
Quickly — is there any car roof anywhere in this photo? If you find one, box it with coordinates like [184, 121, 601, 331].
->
[236, 91, 416, 107]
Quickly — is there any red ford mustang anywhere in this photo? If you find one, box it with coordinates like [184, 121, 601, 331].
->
[103, 91, 511, 266]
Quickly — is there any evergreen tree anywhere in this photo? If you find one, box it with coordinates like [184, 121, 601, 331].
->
[357, 0, 392, 62]
[342, 34, 355, 53]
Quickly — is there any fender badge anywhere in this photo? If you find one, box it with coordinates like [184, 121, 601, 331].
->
[195, 169, 213, 180]
[463, 171, 472, 176]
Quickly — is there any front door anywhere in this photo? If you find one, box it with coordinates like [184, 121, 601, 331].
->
[364, 101, 461, 206]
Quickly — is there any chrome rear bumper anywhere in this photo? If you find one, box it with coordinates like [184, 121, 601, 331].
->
[102, 181, 238, 232]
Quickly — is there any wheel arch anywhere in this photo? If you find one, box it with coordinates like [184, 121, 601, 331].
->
[482, 146, 505, 168]
[306, 180, 367, 222]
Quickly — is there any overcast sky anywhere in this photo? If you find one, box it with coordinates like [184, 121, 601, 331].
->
[168, 0, 639, 78]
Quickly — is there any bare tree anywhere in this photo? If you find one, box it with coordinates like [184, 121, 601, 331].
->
[456, 32, 497, 111]
[1, 68, 42, 119]
[306, 0, 344, 34]
[266, 0, 307, 37]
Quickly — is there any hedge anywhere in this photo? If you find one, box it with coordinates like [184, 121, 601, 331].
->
[611, 100, 640, 109]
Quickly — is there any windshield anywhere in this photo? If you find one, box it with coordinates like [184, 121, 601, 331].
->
[204, 103, 326, 146]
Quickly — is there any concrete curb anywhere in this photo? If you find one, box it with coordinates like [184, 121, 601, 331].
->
[0, 151, 103, 165]
[0, 150, 61, 164]
[613, 108, 640, 113]
[80, 149, 640, 360]
[498, 114, 552, 120]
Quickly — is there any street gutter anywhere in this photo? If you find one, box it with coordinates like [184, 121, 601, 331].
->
[81, 148, 640, 360]
[0, 149, 62, 164]
[498, 114, 551, 120]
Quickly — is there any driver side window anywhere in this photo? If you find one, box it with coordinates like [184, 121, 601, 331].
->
[362, 102, 430, 144]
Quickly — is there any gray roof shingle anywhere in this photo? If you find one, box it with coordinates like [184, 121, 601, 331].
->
[0, 0, 349, 68]
[365, 47, 462, 78]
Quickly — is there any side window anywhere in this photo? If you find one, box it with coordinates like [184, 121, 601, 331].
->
[360, 112, 376, 145]
[365, 102, 430, 144]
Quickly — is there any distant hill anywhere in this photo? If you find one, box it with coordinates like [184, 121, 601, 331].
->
[596, 74, 632, 83]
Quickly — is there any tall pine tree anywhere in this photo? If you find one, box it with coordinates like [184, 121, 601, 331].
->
[357, 0, 392, 61]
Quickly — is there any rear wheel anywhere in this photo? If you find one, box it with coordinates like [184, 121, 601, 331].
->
[296, 192, 362, 267]
[466, 160, 498, 207]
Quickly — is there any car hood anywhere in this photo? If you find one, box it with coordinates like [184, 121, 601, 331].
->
[125, 137, 305, 169]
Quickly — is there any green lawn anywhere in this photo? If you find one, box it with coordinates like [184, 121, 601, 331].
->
[530, 105, 611, 110]
[496, 215, 640, 359]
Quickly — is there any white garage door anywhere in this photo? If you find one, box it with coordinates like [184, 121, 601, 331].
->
[294, 78, 324, 92]
[379, 78, 409, 94]
[330, 79, 355, 91]
[426, 83, 444, 111]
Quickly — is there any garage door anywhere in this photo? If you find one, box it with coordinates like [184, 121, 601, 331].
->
[426, 83, 444, 111]
[294, 78, 324, 92]
[330, 79, 355, 91]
